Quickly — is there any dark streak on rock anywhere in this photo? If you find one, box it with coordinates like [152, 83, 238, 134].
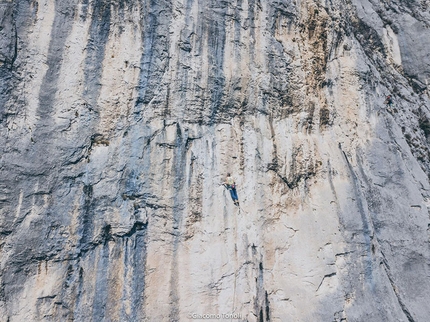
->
[83, 0, 112, 108]
[265, 290, 271, 321]
[169, 123, 187, 321]
[207, 3, 227, 125]
[255, 259, 270, 322]
[37, 1, 77, 122]
[135, 0, 171, 117]
[78, 184, 95, 249]
[129, 222, 148, 321]
[339, 146, 374, 282]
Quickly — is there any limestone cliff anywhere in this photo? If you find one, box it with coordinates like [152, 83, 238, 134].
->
[1, 0, 430, 321]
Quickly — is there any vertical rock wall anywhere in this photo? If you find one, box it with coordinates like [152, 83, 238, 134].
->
[1, 0, 430, 321]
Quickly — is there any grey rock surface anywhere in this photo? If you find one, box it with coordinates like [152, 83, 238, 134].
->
[1, 0, 430, 321]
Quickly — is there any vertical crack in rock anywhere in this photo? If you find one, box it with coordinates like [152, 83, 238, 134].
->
[169, 123, 186, 321]
[78, 184, 95, 250]
[327, 159, 346, 230]
[254, 259, 270, 321]
[381, 253, 416, 322]
[265, 290, 271, 322]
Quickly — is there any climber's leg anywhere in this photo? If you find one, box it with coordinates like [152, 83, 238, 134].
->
[231, 188, 239, 204]
[229, 189, 236, 201]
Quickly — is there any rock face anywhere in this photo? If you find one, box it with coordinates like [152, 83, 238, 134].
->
[1, 0, 430, 321]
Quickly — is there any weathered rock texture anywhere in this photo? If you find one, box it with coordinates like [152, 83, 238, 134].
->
[1, 0, 430, 321]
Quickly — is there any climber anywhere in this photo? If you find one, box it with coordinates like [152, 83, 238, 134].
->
[223, 173, 239, 206]
[384, 95, 393, 107]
